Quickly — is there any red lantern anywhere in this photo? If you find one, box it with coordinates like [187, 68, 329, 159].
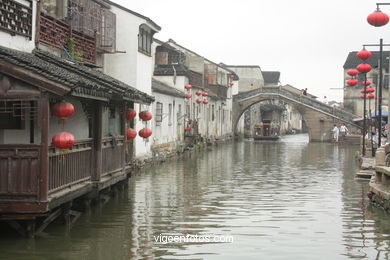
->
[195, 90, 202, 96]
[368, 94, 375, 99]
[356, 63, 372, 73]
[202, 92, 208, 97]
[203, 100, 209, 104]
[196, 99, 202, 104]
[357, 49, 372, 60]
[125, 109, 136, 120]
[347, 69, 358, 76]
[185, 93, 192, 99]
[360, 94, 366, 99]
[230, 74, 235, 79]
[367, 9, 389, 27]
[367, 88, 375, 93]
[360, 89, 367, 93]
[347, 79, 358, 86]
[139, 111, 152, 121]
[185, 84, 192, 90]
[126, 128, 137, 139]
[139, 128, 152, 138]
[52, 131, 75, 149]
[229, 82, 234, 87]
[53, 101, 74, 119]
[184, 127, 191, 131]
[362, 80, 371, 86]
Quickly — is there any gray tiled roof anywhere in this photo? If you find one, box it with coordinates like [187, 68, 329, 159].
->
[0, 46, 154, 103]
[262, 71, 280, 84]
[343, 51, 390, 70]
[152, 79, 186, 98]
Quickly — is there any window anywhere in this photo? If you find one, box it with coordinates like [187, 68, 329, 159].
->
[0, 101, 25, 129]
[156, 102, 163, 125]
[168, 104, 172, 126]
[138, 26, 153, 55]
[177, 104, 182, 125]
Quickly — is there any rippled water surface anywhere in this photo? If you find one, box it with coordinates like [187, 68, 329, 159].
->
[1, 134, 390, 260]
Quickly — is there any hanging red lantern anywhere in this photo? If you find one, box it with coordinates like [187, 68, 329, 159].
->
[185, 93, 192, 99]
[52, 131, 75, 149]
[347, 69, 358, 76]
[362, 80, 371, 86]
[202, 92, 208, 97]
[229, 74, 235, 79]
[139, 128, 152, 138]
[195, 90, 202, 96]
[185, 84, 192, 90]
[196, 99, 202, 104]
[357, 49, 372, 60]
[53, 101, 75, 119]
[360, 89, 367, 93]
[139, 111, 152, 121]
[360, 94, 366, 99]
[347, 79, 358, 86]
[368, 94, 375, 99]
[126, 128, 137, 139]
[367, 88, 375, 93]
[356, 63, 372, 73]
[229, 82, 234, 87]
[125, 109, 137, 120]
[367, 9, 389, 27]
[203, 100, 209, 105]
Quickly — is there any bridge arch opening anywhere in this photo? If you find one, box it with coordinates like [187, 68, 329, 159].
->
[234, 98, 307, 139]
[232, 87, 360, 142]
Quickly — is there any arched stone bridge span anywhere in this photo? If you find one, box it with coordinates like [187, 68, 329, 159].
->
[233, 86, 360, 142]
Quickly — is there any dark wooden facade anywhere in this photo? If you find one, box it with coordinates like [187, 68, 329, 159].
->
[0, 46, 152, 220]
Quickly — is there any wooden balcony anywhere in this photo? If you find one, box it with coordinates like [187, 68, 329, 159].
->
[39, 13, 96, 63]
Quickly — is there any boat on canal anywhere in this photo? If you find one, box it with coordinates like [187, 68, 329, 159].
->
[253, 120, 280, 141]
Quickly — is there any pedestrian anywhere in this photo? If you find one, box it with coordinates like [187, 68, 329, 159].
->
[323, 96, 328, 105]
[340, 123, 348, 140]
[303, 88, 307, 96]
[332, 124, 339, 142]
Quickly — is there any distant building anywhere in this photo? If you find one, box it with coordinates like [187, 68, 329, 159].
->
[262, 71, 281, 86]
[343, 51, 390, 116]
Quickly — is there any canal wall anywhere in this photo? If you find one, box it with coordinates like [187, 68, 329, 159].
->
[131, 134, 234, 172]
[369, 165, 390, 212]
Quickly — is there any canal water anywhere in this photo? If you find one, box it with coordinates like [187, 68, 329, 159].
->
[1, 134, 390, 260]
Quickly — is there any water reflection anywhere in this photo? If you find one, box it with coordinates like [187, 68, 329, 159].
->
[0, 134, 390, 260]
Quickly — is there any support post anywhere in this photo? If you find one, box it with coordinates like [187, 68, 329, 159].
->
[38, 94, 49, 202]
[363, 73, 367, 156]
[93, 102, 103, 182]
[378, 38, 383, 148]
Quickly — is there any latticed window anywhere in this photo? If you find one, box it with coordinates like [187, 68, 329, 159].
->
[155, 102, 163, 126]
[0, 0, 32, 39]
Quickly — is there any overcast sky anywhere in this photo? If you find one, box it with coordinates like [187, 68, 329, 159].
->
[113, 0, 389, 102]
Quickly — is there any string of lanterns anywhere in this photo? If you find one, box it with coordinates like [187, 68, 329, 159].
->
[52, 101, 75, 151]
[125, 108, 152, 140]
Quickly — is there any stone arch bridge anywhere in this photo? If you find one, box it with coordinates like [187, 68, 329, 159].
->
[233, 86, 360, 142]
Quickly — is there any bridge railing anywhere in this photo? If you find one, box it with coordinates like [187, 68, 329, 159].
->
[233, 87, 359, 123]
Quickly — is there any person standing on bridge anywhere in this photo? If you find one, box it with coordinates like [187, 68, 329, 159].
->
[332, 124, 340, 142]
[340, 123, 348, 140]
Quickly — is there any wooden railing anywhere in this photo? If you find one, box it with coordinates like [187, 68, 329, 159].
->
[48, 139, 93, 193]
[0, 144, 40, 197]
[101, 136, 125, 176]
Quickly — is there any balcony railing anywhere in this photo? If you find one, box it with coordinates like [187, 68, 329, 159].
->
[0, 0, 32, 39]
[39, 13, 96, 63]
